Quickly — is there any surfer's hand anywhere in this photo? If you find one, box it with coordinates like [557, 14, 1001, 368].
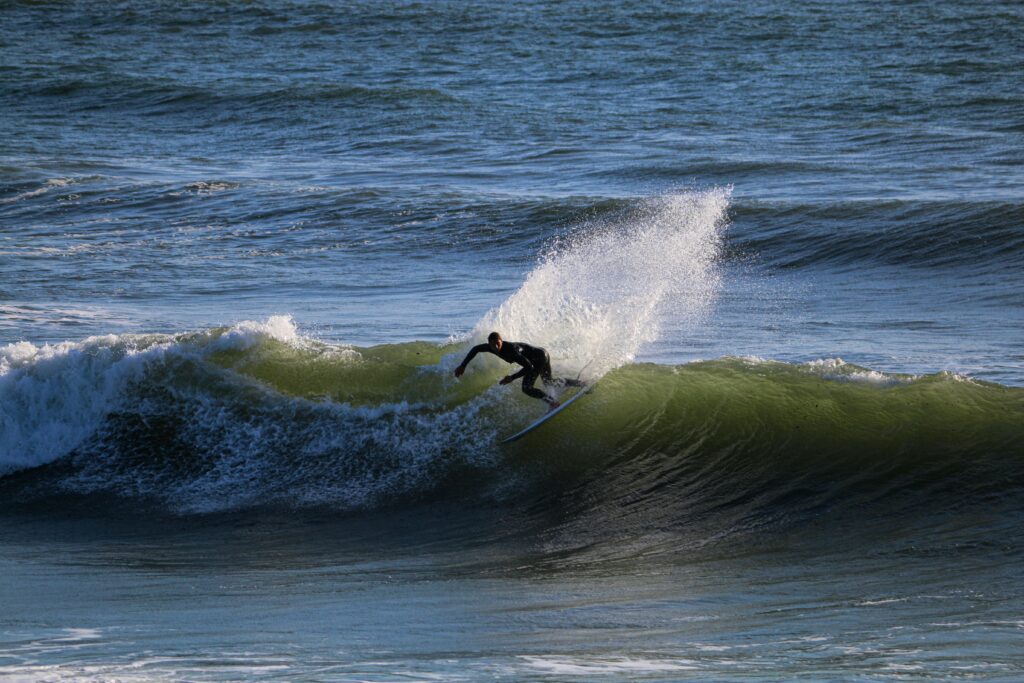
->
[499, 375, 513, 385]
[454, 365, 465, 378]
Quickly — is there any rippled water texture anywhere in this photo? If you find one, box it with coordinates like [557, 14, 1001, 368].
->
[2, 1, 1023, 681]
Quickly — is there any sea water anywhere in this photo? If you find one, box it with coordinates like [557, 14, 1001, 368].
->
[2, 1, 1023, 680]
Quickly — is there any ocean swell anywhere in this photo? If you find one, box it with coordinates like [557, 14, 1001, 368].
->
[732, 199, 1024, 271]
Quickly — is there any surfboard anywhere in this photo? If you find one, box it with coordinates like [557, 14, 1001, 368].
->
[502, 384, 592, 443]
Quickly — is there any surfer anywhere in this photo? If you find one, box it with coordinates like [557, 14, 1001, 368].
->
[454, 331, 584, 409]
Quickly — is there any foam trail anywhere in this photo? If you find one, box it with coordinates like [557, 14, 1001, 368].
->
[474, 190, 729, 378]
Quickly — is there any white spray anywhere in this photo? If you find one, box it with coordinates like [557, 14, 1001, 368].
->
[474, 190, 729, 378]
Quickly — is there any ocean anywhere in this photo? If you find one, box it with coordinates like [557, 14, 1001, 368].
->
[2, 1, 1023, 680]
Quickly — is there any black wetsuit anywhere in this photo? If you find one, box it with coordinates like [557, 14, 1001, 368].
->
[460, 341, 568, 404]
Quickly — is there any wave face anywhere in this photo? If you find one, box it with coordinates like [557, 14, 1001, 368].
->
[2, 317, 1022, 523]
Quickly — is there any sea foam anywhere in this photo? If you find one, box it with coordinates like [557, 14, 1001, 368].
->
[0, 316, 302, 476]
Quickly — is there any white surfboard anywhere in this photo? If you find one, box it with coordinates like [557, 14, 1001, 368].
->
[502, 384, 592, 443]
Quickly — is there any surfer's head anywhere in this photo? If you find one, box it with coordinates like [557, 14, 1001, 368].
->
[487, 331, 502, 351]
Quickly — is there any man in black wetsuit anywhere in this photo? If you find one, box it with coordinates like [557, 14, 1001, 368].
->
[453, 331, 584, 409]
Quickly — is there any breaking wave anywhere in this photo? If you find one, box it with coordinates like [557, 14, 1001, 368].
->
[2, 317, 1022, 520]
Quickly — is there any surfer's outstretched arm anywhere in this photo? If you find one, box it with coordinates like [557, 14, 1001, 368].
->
[454, 343, 488, 377]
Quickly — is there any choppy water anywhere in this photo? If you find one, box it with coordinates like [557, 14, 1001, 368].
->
[2, 1, 1023, 680]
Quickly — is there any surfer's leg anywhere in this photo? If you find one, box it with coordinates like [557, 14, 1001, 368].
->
[521, 370, 555, 404]
[545, 361, 586, 388]
[536, 350, 585, 388]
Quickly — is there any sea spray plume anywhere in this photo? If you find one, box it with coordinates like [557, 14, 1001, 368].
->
[474, 190, 729, 379]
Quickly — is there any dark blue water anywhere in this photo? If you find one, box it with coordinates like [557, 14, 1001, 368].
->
[2, 1, 1024, 680]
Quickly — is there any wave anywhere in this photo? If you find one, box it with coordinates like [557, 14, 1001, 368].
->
[4, 169, 1020, 276]
[2, 318, 1022, 522]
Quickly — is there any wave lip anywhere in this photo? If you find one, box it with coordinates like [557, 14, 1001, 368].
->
[0, 334, 165, 475]
[0, 317, 304, 476]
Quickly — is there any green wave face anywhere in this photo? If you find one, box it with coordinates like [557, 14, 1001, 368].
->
[222, 339, 1023, 464]
[213, 337, 1024, 515]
